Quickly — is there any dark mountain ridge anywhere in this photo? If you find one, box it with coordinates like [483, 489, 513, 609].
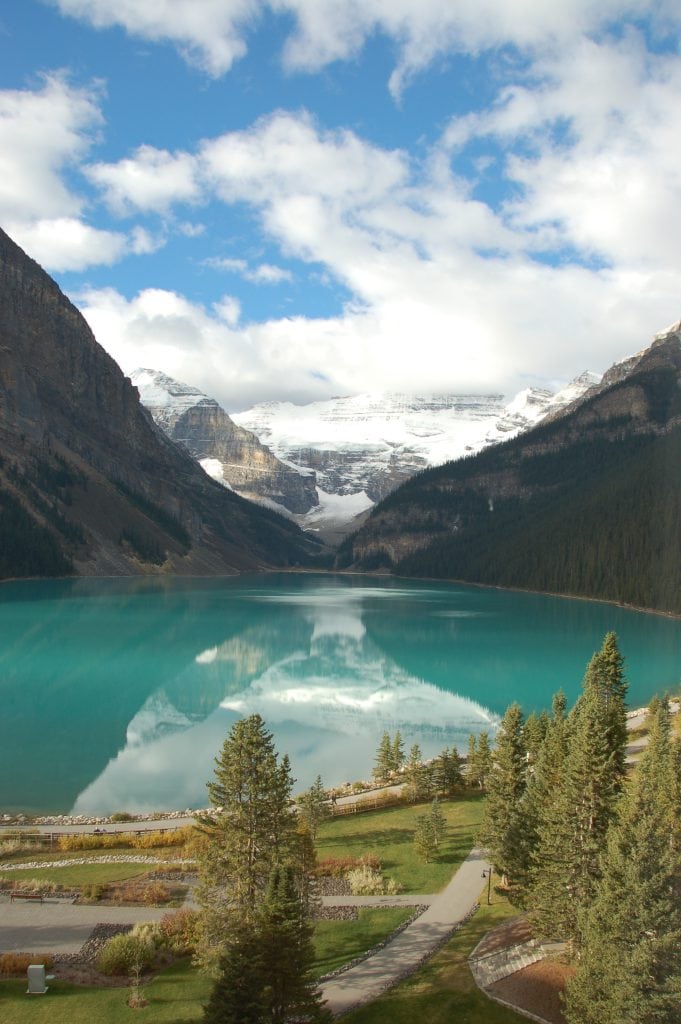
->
[0, 226, 321, 577]
[340, 328, 681, 613]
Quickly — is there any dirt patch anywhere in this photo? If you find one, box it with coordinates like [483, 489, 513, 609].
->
[489, 958, 574, 1024]
[472, 913, 534, 958]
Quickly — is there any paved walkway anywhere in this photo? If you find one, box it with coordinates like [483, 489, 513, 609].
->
[0, 898, 168, 954]
[319, 847, 490, 1016]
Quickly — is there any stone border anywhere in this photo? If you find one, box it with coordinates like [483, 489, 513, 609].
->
[317, 905, 428, 982]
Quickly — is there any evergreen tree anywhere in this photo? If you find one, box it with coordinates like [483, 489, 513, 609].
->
[204, 866, 330, 1024]
[390, 730, 405, 773]
[531, 675, 618, 945]
[195, 714, 297, 968]
[564, 700, 681, 1023]
[414, 813, 437, 862]
[298, 775, 328, 839]
[583, 632, 628, 791]
[520, 690, 570, 902]
[373, 731, 393, 783]
[466, 731, 492, 788]
[258, 866, 331, 1023]
[430, 796, 447, 848]
[404, 743, 429, 802]
[203, 924, 266, 1024]
[432, 746, 463, 796]
[478, 703, 527, 884]
[523, 711, 547, 766]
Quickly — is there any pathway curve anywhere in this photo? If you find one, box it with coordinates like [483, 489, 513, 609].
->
[319, 847, 490, 1016]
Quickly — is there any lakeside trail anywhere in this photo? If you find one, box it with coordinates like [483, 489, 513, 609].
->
[319, 847, 490, 1016]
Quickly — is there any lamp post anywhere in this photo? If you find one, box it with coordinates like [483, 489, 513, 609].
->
[481, 867, 493, 905]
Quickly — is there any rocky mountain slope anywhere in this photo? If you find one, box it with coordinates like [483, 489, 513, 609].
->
[131, 369, 318, 514]
[340, 326, 681, 613]
[0, 227, 321, 578]
[232, 377, 599, 536]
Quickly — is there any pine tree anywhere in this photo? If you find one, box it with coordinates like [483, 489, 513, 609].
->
[531, 677, 618, 945]
[432, 746, 463, 796]
[298, 775, 328, 839]
[390, 730, 405, 773]
[414, 813, 437, 862]
[466, 731, 492, 788]
[195, 714, 297, 968]
[430, 796, 447, 848]
[404, 743, 429, 802]
[373, 731, 393, 783]
[478, 703, 527, 884]
[204, 866, 330, 1024]
[583, 632, 628, 791]
[258, 866, 331, 1023]
[523, 711, 547, 766]
[564, 700, 681, 1023]
[203, 924, 266, 1024]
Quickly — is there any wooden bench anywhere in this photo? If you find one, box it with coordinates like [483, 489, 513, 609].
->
[10, 891, 44, 903]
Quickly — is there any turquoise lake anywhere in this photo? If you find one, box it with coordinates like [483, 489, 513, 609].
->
[1, 573, 680, 815]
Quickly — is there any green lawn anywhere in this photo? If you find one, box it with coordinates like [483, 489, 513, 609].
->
[0, 910, 417, 1021]
[0, 959, 210, 1024]
[341, 896, 526, 1024]
[0, 862, 152, 887]
[313, 907, 414, 977]
[316, 793, 484, 892]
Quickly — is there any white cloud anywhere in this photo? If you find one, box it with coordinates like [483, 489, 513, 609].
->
[52, 0, 260, 76]
[86, 144, 201, 214]
[8, 218, 127, 272]
[206, 255, 292, 284]
[51, 1, 675, 96]
[0, 72, 101, 223]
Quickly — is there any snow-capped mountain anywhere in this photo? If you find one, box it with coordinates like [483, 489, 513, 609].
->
[131, 369, 318, 515]
[232, 375, 600, 536]
[132, 366, 600, 541]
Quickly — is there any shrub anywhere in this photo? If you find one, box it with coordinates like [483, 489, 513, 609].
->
[158, 909, 200, 954]
[0, 953, 53, 976]
[315, 854, 381, 877]
[140, 882, 171, 906]
[80, 883, 105, 902]
[12, 878, 57, 893]
[346, 865, 401, 896]
[110, 812, 134, 822]
[58, 832, 130, 851]
[130, 826, 194, 849]
[96, 934, 155, 976]
[131, 921, 163, 947]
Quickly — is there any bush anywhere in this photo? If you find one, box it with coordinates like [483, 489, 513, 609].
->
[158, 909, 199, 954]
[96, 934, 155, 976]
[131, 921, 163, 947]
[140, 882, 171, 905]
[0, 953, 53, 976]
[80, 883, 105, 902]
[130, 826, 194, 849]
[315, 854, 381, 877]
[58, 832, 129, 851]
[110, 812, 134, 822]
[346, 865, 401, 896]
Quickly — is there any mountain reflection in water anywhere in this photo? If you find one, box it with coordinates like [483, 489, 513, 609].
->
[1, 573, 680, 815]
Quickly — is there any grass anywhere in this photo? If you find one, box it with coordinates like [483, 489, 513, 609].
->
[313, 907, 414, 977]
[316, 792, 485, 892]
[0, 959, 210, 1023]
[0, 863, 152, 887]
[341, 894, 526, 1024]
[0, 844, 190, 865]
[0, 910, 418, 1021]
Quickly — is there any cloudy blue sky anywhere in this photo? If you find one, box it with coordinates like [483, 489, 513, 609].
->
[3, 1, 681, 409]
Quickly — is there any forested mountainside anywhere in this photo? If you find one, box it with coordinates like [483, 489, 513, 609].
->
[0, 227, 321, 578]
[339, 328, 681, 613]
